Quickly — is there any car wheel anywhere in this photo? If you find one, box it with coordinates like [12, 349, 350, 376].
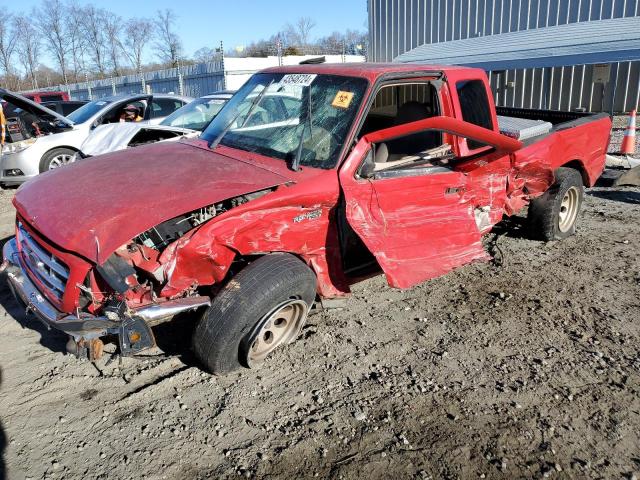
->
[527, 167, 584, 241]
[192, 253, 317, 374]
[40, 148, 76, 172]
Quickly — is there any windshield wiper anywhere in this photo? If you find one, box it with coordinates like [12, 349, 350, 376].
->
[209, 79, 274, 150]
[291, 86, 312, 172]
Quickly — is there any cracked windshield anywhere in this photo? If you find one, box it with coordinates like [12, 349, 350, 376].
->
[202, 73, 368, 169]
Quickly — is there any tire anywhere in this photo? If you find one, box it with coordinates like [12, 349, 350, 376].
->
[192, 253, 317, 374]
[527, 167, 584, 241]
[39, 148, 76, 173]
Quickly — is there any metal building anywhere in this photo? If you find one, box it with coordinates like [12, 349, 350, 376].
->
[367, 0, 640, 113]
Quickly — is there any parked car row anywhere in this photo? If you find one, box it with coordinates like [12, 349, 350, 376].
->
[0, 90, 193, 185]
[78, 91, 234, 158]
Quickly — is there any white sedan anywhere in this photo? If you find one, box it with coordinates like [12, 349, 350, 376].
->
[79, 92, 234, 158]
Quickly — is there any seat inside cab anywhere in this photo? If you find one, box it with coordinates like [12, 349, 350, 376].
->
[359, 83, 452, 171]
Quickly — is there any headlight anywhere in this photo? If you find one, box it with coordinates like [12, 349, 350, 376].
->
[2, 138, 37, 155]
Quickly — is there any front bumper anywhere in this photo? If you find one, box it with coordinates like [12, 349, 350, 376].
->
[2, 237, 211, 357]
[0, 150, 38, 185]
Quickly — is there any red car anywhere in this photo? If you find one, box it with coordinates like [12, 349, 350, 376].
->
[2, 64, 611, 374]
[20, 90, 70, 103]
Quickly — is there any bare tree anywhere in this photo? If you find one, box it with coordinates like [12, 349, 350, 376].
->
[0, 12, 18, 88]
[284, 16, 317, 48]
[66, 2, 86, 82]
[193, 46, 217, 63]
[121, 18, 153, 72]
[104, 12, 123, 76]
[37, 0, 70, 85]
[153, 9, 183, 68]
[80, 4, 107, 76]
[14, 13, 41, 89]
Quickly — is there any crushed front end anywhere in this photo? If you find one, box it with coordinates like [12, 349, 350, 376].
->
[1, 218, 212, 360]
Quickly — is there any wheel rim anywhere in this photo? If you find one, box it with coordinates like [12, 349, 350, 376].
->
[246, 299, 308, 367]
[48, 153, 74, 170]
[558, 186, 580, 232]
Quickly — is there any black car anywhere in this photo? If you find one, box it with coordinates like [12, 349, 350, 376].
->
[40, 100, 88, 117]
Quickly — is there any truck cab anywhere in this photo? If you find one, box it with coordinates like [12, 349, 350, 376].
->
[2, 64, 611, 374]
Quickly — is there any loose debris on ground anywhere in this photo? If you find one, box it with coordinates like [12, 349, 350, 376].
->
[0, 185, 638, 479]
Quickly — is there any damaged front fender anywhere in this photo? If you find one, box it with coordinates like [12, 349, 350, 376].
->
[159, 235, 236, 297]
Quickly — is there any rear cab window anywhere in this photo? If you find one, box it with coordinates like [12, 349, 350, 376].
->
[455, 79, 493, 151]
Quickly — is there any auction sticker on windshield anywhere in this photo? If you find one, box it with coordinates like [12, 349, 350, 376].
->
[331, 91, 354, 109]
[280, 74, 317, 86]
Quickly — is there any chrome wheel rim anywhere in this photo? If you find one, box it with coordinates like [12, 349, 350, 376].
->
[246, 299, 308, 367]
[558, 186, 579, 232]
[48, 153, 74, 170]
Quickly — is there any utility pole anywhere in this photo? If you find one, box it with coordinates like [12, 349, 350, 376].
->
[276, 36, 283, 66]
[139, 65, 146, 94]
[85, 71, 93, 101]
[177, 58, 184, 96]
[220, 40, 226, 90]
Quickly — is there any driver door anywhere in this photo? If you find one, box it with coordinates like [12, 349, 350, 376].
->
[338, 116, 521, 289]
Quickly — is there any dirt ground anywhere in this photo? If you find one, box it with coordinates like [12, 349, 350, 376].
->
[0, 181, 638, 480]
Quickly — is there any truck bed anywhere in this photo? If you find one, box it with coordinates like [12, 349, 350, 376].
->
[496, 107, 609, 133]
[502, 107, 612, 187]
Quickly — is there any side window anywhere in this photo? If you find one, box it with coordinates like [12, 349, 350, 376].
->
[456, 80, 493, 150]
[359, 83, 443, 163]
[151, 98, 183, 118]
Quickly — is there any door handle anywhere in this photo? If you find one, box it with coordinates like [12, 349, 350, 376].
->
[445, 186, 465, 196]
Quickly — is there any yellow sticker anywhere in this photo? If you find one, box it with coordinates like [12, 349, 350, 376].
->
[332, 91, 354, 109]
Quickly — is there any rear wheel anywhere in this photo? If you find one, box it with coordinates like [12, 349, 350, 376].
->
[192, 253, 316, 374]
[527, 167, 583, 241]
[40, 148, 76, 172]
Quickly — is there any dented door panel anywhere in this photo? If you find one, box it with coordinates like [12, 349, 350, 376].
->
[342, 170, 488, 288]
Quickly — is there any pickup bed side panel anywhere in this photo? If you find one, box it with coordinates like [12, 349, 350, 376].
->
[512, 115, 612, 188]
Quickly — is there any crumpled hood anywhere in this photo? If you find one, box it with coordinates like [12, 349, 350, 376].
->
[14, 141, 289, 264]
[81, 123, 195, 156]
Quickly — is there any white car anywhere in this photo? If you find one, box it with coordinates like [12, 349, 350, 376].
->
[0, 90, 192, 185]
[79, 92, 233, 158]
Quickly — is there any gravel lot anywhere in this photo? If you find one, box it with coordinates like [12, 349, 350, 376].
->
[0, 182, 638, 480]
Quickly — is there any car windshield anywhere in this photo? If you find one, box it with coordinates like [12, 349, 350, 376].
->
[160, 96, 227, 131]
[201, 73, 368, 170]
[66, 99, 113, 124]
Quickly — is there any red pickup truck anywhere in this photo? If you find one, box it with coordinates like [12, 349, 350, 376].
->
[2, 64, 611, 374]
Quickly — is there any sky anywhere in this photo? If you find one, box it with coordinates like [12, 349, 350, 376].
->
[11, 0, 368, 64]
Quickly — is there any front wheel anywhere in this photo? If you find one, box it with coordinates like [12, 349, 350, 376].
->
[192, 253, 316, 374]
[40, 148, 76, 172]
[527, 167, 584, 241]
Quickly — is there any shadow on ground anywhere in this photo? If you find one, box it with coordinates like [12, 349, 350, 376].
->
[588, 189, 640, 205]
[152, 311, 203, 368]
[489, 214, 531, 240]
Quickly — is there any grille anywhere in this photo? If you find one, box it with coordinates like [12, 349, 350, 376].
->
[17, 222, 69, 300]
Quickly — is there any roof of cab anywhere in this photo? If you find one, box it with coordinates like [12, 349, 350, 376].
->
[260, 62, 477, 82]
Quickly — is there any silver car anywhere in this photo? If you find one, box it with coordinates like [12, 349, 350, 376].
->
[79, 91, 234, 157]
[0, 90, 192, 186]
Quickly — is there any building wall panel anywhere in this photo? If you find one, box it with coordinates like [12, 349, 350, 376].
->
[369, 0, 640, 113]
